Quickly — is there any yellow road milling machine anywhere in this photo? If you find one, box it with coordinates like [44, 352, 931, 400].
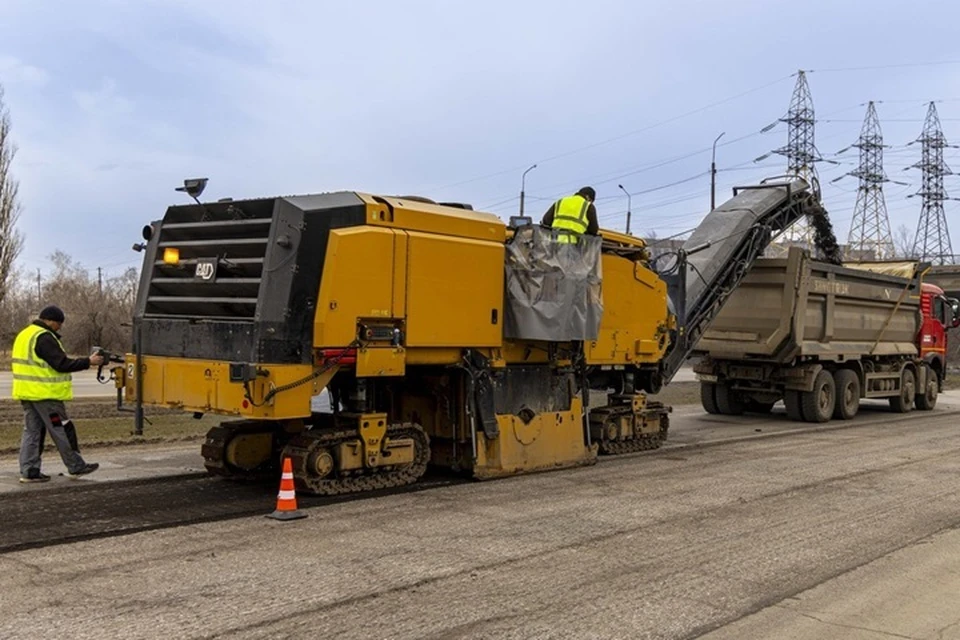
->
[113, 178, 826, 495]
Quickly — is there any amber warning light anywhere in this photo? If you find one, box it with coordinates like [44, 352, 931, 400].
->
[163, 247, 180, 265]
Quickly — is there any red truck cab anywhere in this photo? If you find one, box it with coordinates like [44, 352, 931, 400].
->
[919, 282, 960, 387]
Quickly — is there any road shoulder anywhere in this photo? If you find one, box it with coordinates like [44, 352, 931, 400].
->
[699, 525, 960, 640]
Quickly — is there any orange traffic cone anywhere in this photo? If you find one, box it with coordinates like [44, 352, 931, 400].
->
[266, 457, 307, 521]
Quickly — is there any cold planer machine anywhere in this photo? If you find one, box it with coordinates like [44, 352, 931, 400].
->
[111, 178, 825, 495]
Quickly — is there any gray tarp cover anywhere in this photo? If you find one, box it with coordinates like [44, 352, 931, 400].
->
[503, 225, 603, 341]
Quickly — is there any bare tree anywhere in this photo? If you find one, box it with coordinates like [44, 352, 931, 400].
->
[0, 85, 25, 308]
[0, 267, 32, 348]
[892, 224, 917, 260]
[30, 252, 137, 354]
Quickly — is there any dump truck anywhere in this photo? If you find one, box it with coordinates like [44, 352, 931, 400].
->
[110, 177, 826, 494]
[693, 247, 960, 422]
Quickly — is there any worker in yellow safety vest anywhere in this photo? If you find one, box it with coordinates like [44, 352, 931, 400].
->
[10, 305, 104, 483]
[540, 186, 600, 244]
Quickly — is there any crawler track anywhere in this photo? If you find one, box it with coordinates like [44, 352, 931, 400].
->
[595, 402, 671, 455]
[283, 423, 430, 495]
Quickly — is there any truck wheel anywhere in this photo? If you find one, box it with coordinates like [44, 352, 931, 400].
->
[700, 383, 720, 414]
[800, 370, 835, 423]
[889, 369, 916, 413]
[832, 370, 860, 420]
[784, 390, 804, 421]
[715, 384, 745, 415]
[915, 367, 938, 411]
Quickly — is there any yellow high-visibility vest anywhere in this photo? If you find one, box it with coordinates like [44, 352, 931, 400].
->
[10, 324, 73, 401]
[551, 195, 590, 244]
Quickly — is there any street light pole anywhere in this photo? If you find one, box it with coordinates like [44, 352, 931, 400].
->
[618, 184, 632, 235]
[520, 164, 537, 217]
[711, 131, 725, 211]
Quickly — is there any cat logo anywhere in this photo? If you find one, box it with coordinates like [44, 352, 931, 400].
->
[194, 259, 218, 282]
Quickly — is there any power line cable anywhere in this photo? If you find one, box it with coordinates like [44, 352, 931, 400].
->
[431, 73, 797, 193]
[811, 61, 960, 73]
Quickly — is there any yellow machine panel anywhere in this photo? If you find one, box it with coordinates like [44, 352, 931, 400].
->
[314, 227, 400, 347]
[357, 194, 506, 244]
[473, 397, 597, 478]
[122, 356, 332, 420]
[355, 346, 406, 377]
[587, 253, 670, 365]
[405, 231, 504, 347]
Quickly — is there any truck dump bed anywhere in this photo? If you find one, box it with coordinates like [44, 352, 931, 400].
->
[692, 247, 922, 362]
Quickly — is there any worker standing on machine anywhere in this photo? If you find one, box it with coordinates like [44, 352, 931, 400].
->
[10, 305, 103, 483]
[540, 186, 600, 244]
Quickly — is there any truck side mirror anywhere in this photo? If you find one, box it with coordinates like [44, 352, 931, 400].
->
[950, 298, 960, 328]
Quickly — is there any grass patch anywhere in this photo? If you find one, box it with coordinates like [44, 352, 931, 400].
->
[0, 399, 220, 453]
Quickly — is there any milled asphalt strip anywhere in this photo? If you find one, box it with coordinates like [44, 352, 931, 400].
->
[3, 407, 955, 555]
[0, 474, 466, 555]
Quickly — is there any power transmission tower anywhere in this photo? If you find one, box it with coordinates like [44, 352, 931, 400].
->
[773, 70, 823, 248]
[910, 102, 956, 265]
[835, 102, 896, 260]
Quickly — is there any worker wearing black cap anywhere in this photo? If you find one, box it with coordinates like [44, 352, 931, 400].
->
[9, 305, 104, 483]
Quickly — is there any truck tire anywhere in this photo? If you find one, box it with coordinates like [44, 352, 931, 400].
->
[800, 370, 835, 423]
[784, 390, 804, 422]
[832, 369, 860, 420]
[915, 366, 937, 411]
[700, 383, 720, 414]
[889, 368, 916, 413]
[715, 384, 745, 415]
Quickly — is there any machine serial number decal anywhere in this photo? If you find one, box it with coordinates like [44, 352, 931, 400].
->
[812, 280, 850, 295]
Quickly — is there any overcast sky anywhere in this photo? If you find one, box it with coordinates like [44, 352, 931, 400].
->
[2, 0, 960, 277]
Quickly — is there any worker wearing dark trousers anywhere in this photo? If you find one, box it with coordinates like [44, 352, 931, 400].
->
[10, 305, 103, 483]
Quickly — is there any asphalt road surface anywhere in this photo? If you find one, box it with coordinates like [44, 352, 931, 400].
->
[3, 402, 960, 639]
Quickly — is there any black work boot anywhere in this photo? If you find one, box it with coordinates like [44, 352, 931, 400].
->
[67, 463, 99, 478]
[19, 469, 51, 483]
